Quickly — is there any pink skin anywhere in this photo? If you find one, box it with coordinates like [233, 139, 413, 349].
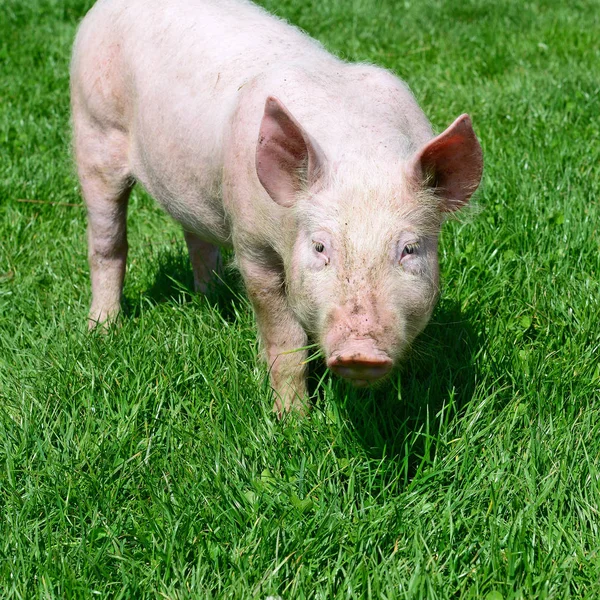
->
[71, 0, 483, 414]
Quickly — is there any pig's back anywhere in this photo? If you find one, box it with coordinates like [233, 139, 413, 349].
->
[73, 0, 333, 127]
[72, 0, 341, 240]
[72, 0, 433, 240]
[73, 0, 432, 166]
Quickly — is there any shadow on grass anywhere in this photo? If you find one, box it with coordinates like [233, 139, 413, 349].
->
[122, 245, 246, 321]
[123, 245, 481, 479]
[324, 298, 482, 472]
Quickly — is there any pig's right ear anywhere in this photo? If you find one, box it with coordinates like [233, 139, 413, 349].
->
[409, 114, 483, 212]
[256, 96, 324, 207]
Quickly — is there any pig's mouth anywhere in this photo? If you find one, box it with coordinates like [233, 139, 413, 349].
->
[326, 340, 393, 386]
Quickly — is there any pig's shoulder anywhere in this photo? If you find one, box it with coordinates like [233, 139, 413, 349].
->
[348, 64, 414, 97]
[347, 64, 433, 141]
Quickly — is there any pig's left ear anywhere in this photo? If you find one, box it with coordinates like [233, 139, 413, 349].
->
[409, 114, 483, 212]
[256, 96, 324, 207]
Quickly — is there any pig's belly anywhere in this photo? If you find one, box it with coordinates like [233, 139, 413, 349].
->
[130, 134, 233, 248]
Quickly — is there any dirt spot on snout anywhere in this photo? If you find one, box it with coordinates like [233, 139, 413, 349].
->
[351, 303, 363, 315]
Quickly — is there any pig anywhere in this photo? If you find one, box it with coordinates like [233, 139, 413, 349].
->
[70, 0, 483, 414]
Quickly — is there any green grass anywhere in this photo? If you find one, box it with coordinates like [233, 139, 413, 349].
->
[1, 0, 599, 597]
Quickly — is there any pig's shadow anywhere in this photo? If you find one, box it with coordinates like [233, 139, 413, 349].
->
[124, 246, 481, 477]
[313, 298, 482, 471]
[122, 246, 245, 321]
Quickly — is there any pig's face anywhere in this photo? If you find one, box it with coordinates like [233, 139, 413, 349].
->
[256, 97, 483, 385]
[285, 171, 441, 385]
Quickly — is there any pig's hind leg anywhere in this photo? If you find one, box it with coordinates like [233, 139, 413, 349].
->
[73, 117, 133, 329]
[183, 230, 222, 294]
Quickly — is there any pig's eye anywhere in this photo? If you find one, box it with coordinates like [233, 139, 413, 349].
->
[311, 239, 330, 266]
[401, 242, 419, 260]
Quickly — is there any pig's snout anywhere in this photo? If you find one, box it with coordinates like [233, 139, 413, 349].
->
[327, 340, 393, 386]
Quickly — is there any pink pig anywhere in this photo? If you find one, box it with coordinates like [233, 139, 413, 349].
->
[71, 0, 483, 414]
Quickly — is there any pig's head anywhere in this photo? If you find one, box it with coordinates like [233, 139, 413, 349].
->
[256, 96, 483, 386]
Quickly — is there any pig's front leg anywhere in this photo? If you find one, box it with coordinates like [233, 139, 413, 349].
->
[238, 255, 308, 415]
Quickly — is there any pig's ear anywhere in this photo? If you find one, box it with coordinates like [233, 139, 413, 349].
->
[409, 114, 483, 212]
[256, 96, 324, 207]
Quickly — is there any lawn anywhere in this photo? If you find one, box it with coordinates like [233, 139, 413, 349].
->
[1, 0, 599, 597]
